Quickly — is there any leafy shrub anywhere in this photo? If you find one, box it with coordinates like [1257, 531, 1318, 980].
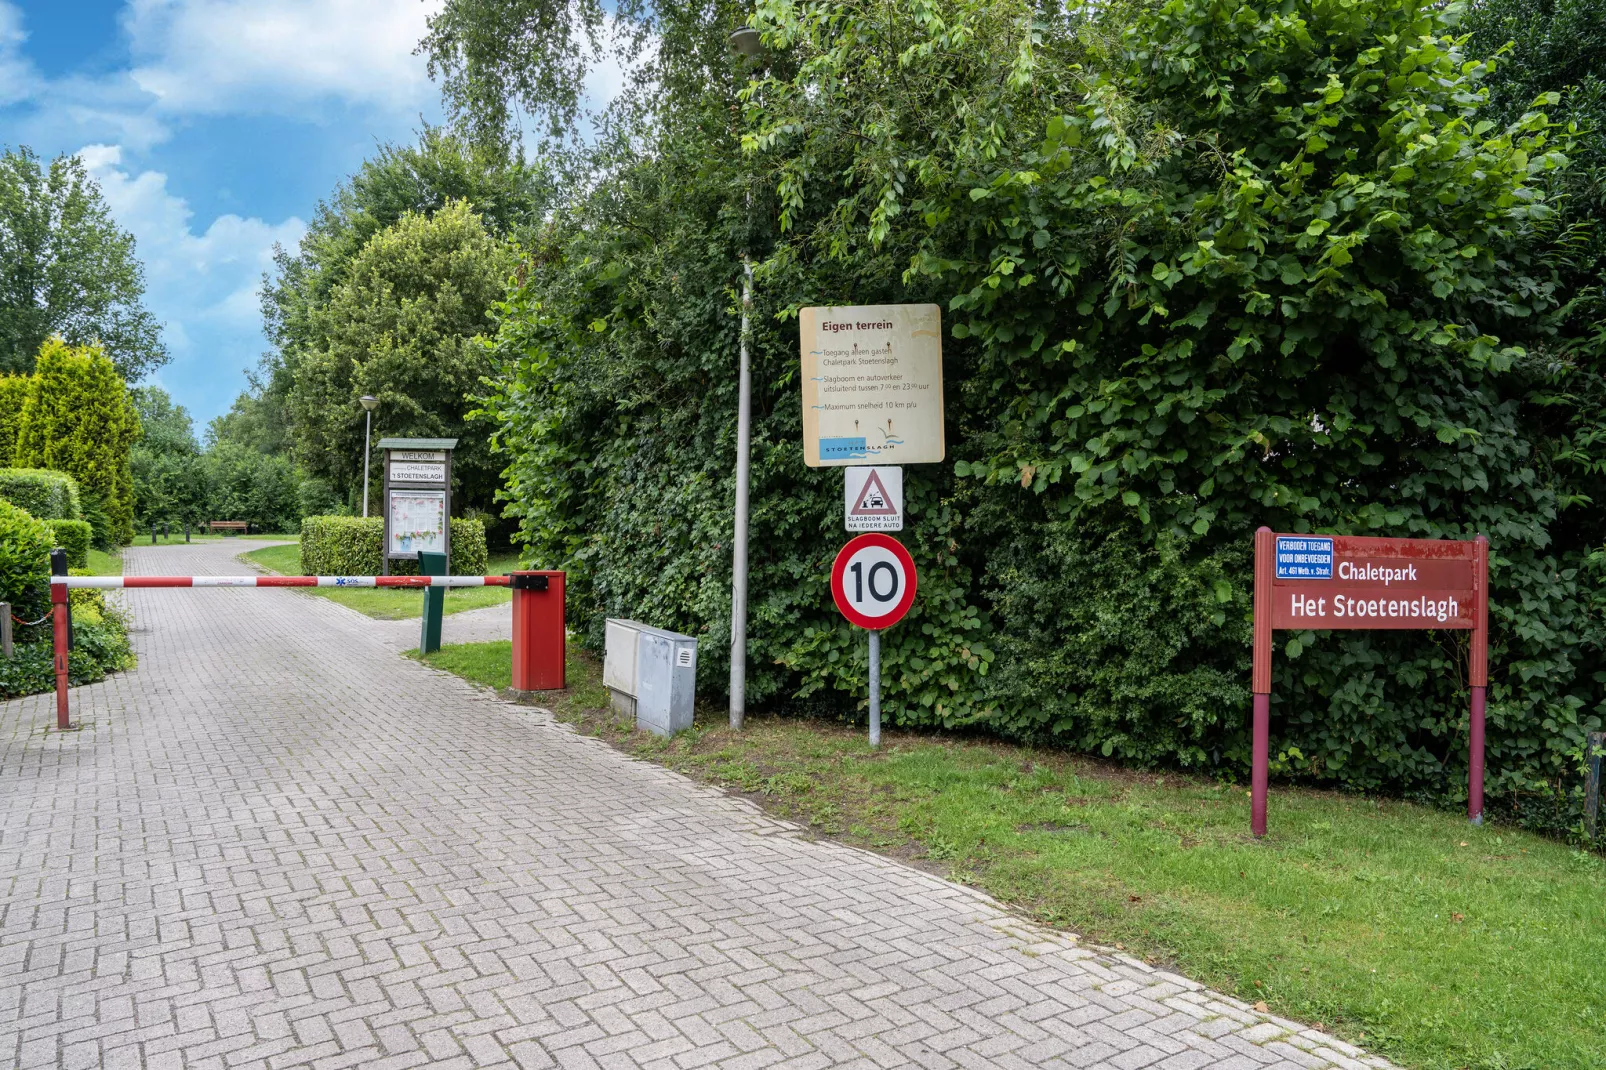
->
[0, 497, 52, 633]
[13, 338, 140, 545]
[0, 375, 28, 464]
[299, 515, 488, 577]
[203, 441, 307, 533]
[46, 519, 92, 569]
[0, 468, 81, 520]
[483, 0, 1606, 834]
[0, 570, 135, 699]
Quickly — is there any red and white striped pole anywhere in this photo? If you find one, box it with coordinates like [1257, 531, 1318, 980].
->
[53, 575, 513, 589]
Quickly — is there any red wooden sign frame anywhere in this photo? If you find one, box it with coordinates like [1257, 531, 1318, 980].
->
[1251, 527, 1489, 836]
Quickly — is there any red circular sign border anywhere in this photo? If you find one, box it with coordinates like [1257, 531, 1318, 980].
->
[831, 533, 918, 630]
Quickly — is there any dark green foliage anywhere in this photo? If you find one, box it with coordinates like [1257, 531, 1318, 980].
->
[46, 519, 91, 569]
[0, 496, 52, 629]
[202, 442, 308, 533]
[0, 147, 165, 380]
[130, 386, 209, 529]
[0, 467, 81, 520]
[299, 515, 488, 578]
[483, 0, 1606, 835]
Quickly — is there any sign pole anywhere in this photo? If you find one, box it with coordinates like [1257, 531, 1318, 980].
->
[1469, 534, 1489, 825]
[729, 256, 754, 731]
[1251, 528, 1274, 837]
[867, 628, 881, 747]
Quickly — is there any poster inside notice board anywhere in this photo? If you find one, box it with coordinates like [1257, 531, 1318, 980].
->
[387, 489, 446, 555]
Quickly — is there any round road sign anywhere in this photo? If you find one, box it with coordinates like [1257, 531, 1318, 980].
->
[831, 533, 918, 630]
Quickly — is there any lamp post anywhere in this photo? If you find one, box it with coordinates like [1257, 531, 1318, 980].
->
[727, 25, 763, 730]
[360, 395, 379, 517]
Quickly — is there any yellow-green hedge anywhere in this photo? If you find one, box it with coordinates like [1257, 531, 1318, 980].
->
[47, 519, 92, 569]
[299, 515, 488, 577]
[0, 468, 82, 521]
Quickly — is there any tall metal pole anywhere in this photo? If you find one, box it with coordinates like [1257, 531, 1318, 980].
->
[362, 409, 373, 518]
[729, 255, 754, 729]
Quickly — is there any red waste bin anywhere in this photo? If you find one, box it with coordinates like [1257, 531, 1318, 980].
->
[511, 570, 565, 691]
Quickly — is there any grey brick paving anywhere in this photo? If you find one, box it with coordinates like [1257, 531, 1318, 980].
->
[0, 541, 1395, 1069]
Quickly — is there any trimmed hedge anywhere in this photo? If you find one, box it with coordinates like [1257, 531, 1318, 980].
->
[0, 497, 53, 629]
[47, 519, 92, 569]
[0, 468, 82, 521]
[299, 515, 488, 578]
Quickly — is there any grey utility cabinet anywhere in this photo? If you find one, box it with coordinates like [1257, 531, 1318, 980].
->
[604, 618, 698, 736]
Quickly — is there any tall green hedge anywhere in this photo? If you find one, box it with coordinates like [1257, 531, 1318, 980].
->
[13, 338, 140, 546]
[0, 375, 29, 463]
[482, 0, 1606, 835]
[299, 515, 488, 577]
[0, 468, 82, 521]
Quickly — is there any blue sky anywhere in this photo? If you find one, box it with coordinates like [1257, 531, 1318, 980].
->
[0, 0, 452, 430]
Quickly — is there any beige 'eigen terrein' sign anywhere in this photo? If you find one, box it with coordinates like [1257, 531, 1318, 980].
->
[799, 304, 945, 467]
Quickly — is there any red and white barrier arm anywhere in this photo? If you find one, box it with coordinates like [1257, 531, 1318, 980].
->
[52, 575, 513, 589]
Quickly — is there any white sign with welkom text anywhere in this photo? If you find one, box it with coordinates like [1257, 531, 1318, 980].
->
[800, 304, 945, 467]
[844, 466, 903, 532]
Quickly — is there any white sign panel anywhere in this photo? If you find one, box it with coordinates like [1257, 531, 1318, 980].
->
[387, 490, 446, 555]
[844, 466, 903, 532]
[800, 303, 945, 467]
[389, 461, 447, 484]
[391, 450, 447, 463]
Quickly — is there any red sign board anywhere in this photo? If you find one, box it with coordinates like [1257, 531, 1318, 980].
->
[1250, 529, 1490, 837]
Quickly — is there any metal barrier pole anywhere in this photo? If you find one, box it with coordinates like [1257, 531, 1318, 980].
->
[418, 551, 446, 654]
[50, 549, 70, 729]
[0, 601, 11, 659]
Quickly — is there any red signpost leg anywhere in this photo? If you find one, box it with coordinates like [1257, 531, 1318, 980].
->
[1468, 685, 1486, 825]
[1252, 527, 1274, 837]
[51, 584, 70, 730]
[1252, 692, 1270, 837]
[1469, 535, 1490, 825]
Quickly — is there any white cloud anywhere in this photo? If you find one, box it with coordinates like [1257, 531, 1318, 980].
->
[125, 0, 444, 116]
[0, 1, 35, 106]
[79, 144, 305, 402]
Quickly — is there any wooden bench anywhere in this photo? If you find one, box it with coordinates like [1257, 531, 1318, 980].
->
[208, 521, 249, 536]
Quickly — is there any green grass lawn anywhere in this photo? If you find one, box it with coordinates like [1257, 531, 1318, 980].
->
[84, 547, 122, 576]
[136, 531, 300, 545]
[241, 543, 521, 620]
[415, 639, 1606, 1070]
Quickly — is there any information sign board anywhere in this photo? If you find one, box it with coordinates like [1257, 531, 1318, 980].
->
[844, 466, 903, 532]
[799, 304, 945, 467]
[377, 437, 456, 574]
[1250, 529, 1490, 837]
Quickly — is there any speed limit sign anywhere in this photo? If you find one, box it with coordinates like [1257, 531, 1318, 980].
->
[831, 533, 917, 630]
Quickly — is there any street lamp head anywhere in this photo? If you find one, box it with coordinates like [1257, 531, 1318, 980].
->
[728, 25, 763, 57]
[359, 395, 380, 411]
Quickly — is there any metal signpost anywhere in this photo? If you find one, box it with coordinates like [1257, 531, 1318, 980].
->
[1251, 528, 1490, 835]
[830, 533, 918, 747]
[844, 466, 903, 532]
[800, 304, 945, 467]
[379, 438, 456, 577]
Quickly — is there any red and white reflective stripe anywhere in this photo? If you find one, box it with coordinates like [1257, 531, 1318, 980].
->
[52, 575, 513, 589]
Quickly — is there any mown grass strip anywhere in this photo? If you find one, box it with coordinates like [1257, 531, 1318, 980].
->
[241, 543, 520, 620]
[414, 639, 1606, 1070]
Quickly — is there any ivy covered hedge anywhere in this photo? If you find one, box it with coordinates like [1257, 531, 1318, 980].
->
[299, 515, 489, 577]
[482, 0, 1606, 835]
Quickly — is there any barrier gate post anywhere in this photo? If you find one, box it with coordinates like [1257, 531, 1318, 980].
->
[418, 550, 447, 654]
[511, 570, 565, 691]
[50, 548, 71, 730]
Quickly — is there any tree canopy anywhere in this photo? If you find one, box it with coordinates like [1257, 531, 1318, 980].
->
[0, 147, 166, 380]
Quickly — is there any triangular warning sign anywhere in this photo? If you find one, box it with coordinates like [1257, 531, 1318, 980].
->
[850, 471, 899, 516]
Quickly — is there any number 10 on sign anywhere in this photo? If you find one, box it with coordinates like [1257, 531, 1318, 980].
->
[831, 534, 918, 746]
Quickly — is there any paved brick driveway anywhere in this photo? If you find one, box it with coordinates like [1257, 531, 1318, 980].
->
[0, 542, 1392, 1070]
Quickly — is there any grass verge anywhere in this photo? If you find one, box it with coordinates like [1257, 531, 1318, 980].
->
[413, 639, 1606, 1070]
[241, 543, 520, 620]
[85, 547, 122, 576]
